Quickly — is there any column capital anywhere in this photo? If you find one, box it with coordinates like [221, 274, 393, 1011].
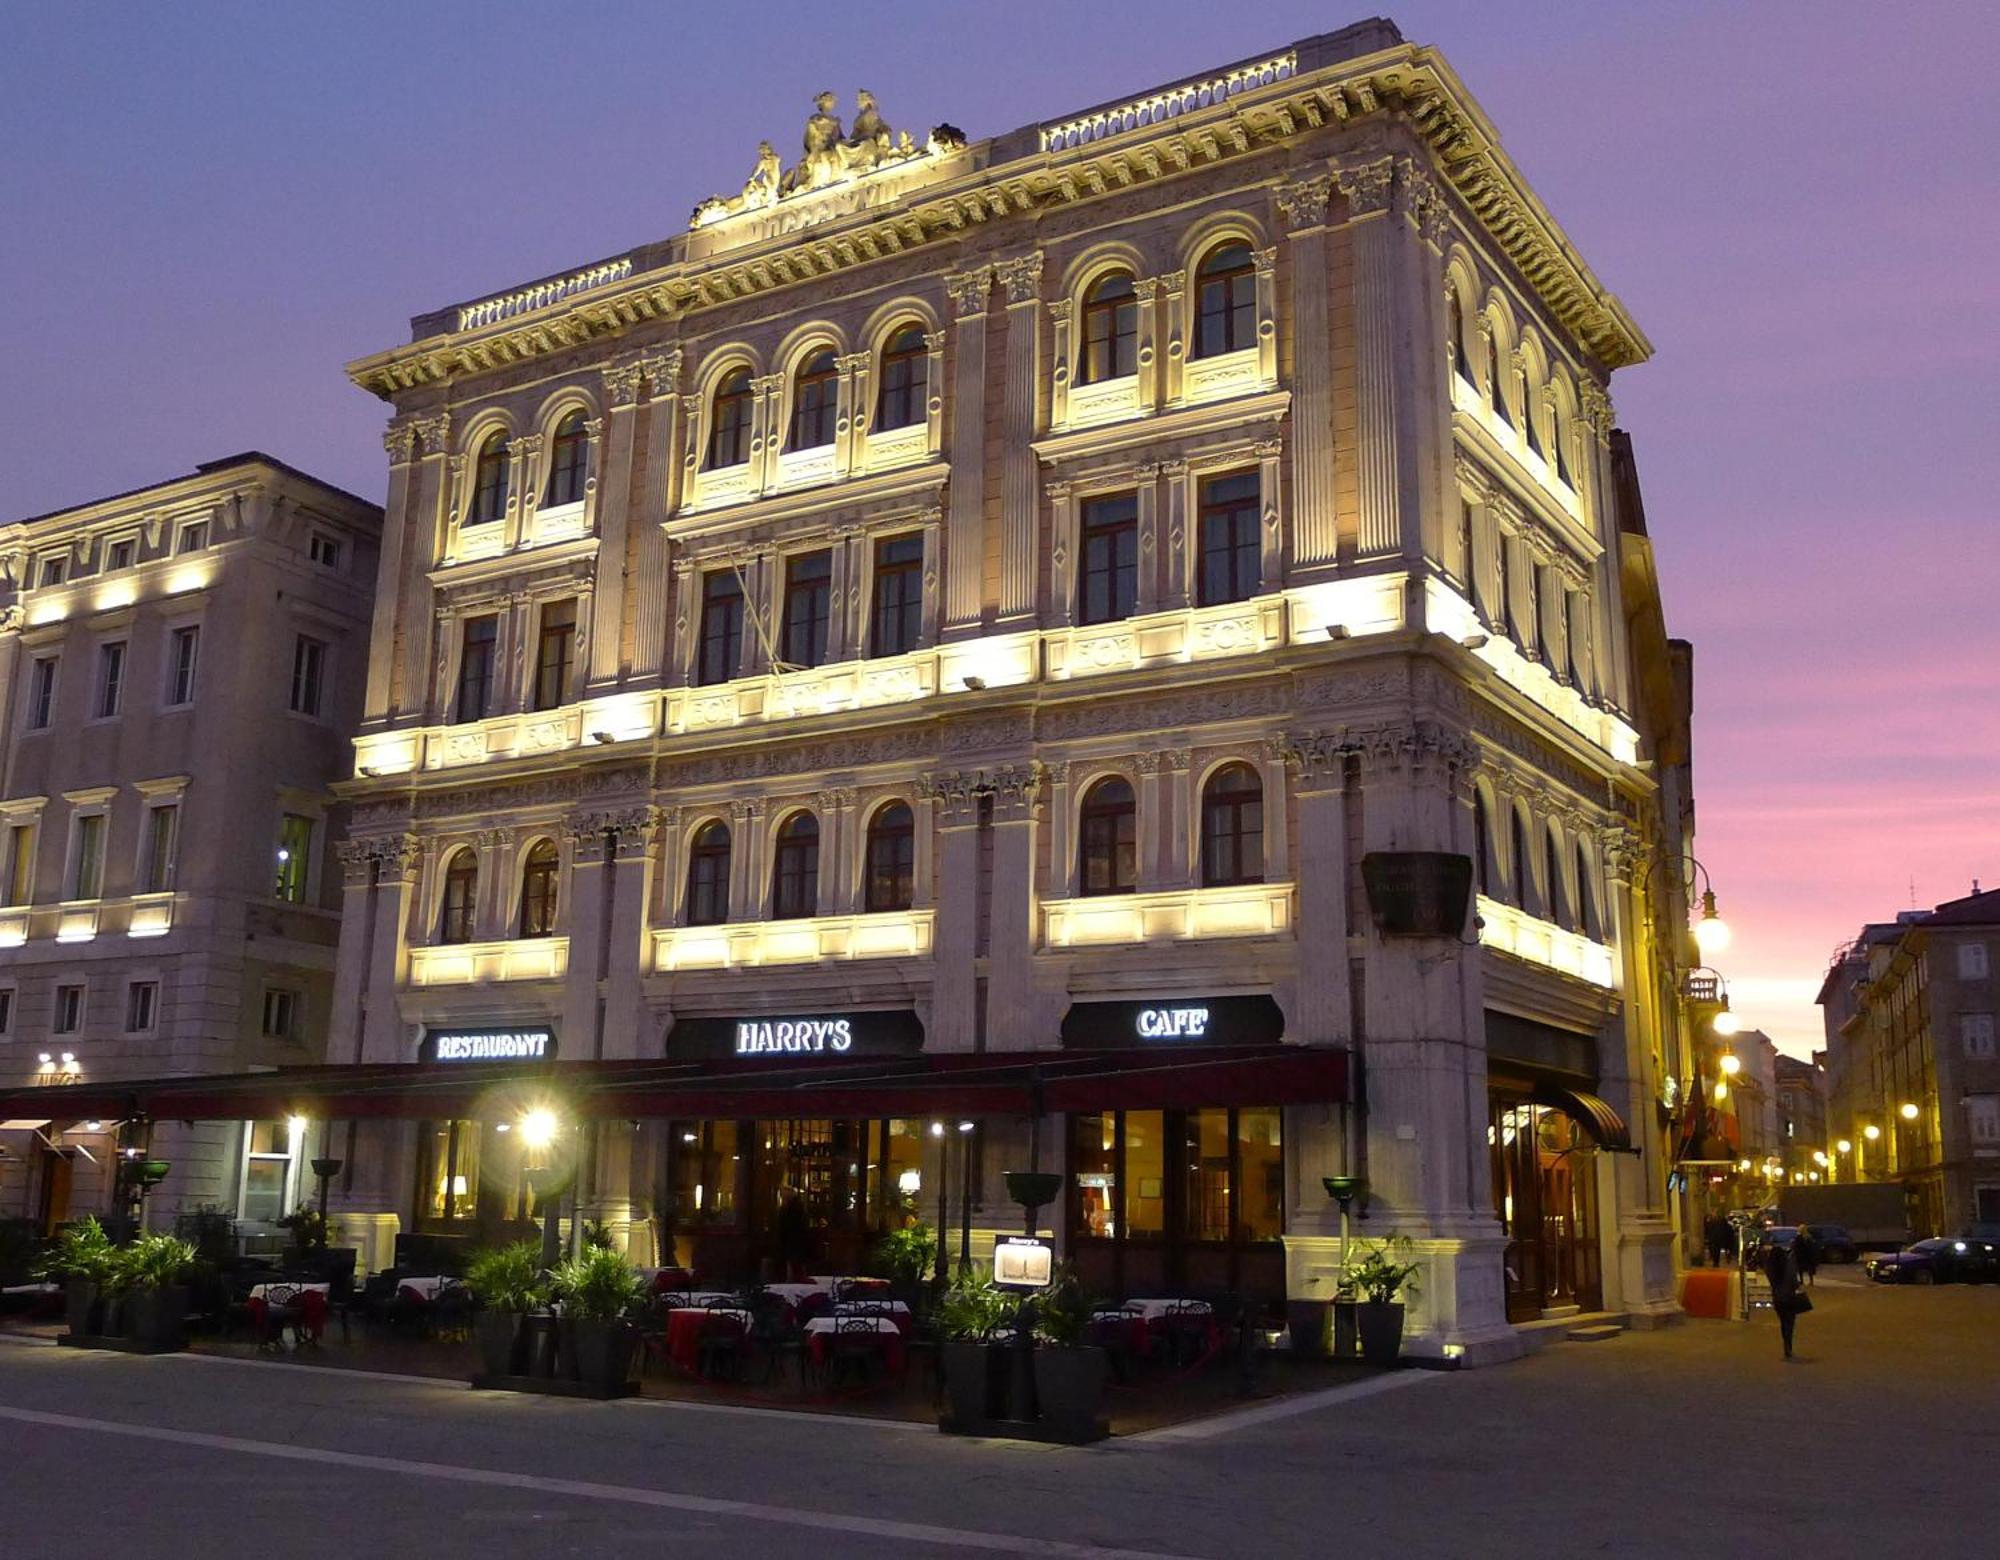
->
[1274, 170, 1334, 232]
[384, 419, 419, 464]
[994, 251, 1044, 305]
[947, 265, 993, 317]
[1334, 156, 1397, 218]
[412, 412, 452, 457]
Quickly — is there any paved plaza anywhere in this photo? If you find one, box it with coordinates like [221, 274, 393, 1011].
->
[0, 1272, 1992, 1558]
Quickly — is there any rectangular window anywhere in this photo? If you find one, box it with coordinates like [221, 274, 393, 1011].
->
[869, 534, 923, 658]
[108, 538, 136, 572]
[532, 598, 577, 712]
[1123, 1110, 1166, 1238]
[167, 626, 200, 706]
[3, 823, 34, 906]
[1236, 1107, 1284, 1242]
[28, 657, 57, 729]
[141, 805, 179, 894]
[309, 533, 341, 569]
[1965, 1013, 1997, 1060]
[1971, 1095, 2000, 1145]
[669, 1119, 741, 1226]
[54, 984, 84, 1034]
[274, 813, 313, 903]
[418, 1120, 484, 1223]
[454, 616, 498, 723]
[240, 1120, 298, 1223]
[0, 989, 12, 1034]
[1959, 943, 1991, 980]
[1196, 471, 1261, 607]
[1184, 1109, 1232, 1243]
[780, 550, 833, 669]
[93, 642, 126, 720]
[261, 988, 298, 1039]
[69, 814, 105, 900]
[125, 981, 157, 1034]
[38, 556, 66, 588]
[176, 520, 209, 555]
[289, 635, 327, 717]
[697, 570, 744, 687]
[1077, 493, 1138, 626]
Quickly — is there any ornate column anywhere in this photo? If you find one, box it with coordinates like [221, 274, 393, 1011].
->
[1135, 462, 1162, 615]
[1046, 481, 1076, 627]
[360, 837, 420, 1064]
[630, 349, 685, 682]
[1252, 247, 1279, 391]
[365, 422, 419, 725]
[502, 436, 536, 551]
[1285, 733, 1350, 1046]
[728, 798, 764, 920]
[835, 352, 867, 478]
[918, 506, 943, 646]
[1276, 172, 1338, 572]
[995, 252, 1044, 626]
[603, 808, 661, 1059]
[1134, 752, 1165, 891]
[1134, 277, 1161, 417]
[911, 788, 936, 909]
[825, 526, 858, 664]
[751, 373, 784, 493]
[1256, 437, 1285, 592]
[329, 841, 379, 1065]
[924, 774, 982, 1051]
[1258, 737, 1292, 880]
[1335, 156, 1404, 561]
[739, 547, 773, 678]
[474, 827, 510, 939]
[587, 358, 646, 689]
[1579, 382, 1631, 712]
[1163, 459, 1192, 609]
[1044, 762, 1074, 897]
[986, 765, 1045, 1050]
[943, 266, 991, 636]
[1159, 749, 1193, 884]
[922, 330, 947, 460]
[396, 416, 453, 723]
[668, 557, 698, 689]
[1159, 269, 1188, 406]
[560, 819, 613, 1056]
[1048, 300, 1073, 429]
[819, 786, 858, 914]
[1402, 159, 1459, 574]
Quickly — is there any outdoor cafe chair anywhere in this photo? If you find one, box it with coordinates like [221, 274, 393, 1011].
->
[826, 1314, 889, 1389]
[696, 1311, 746, 1381]
[746, 1293, 805, 1389]
[256, 1283, 306, 1351]
[1157, 1300, 1216, 1368]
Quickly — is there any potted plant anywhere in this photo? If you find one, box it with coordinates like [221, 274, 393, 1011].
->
[465, 1241, 547, 1380]
[276, 1204, 329, 1258]
[1342, 1239, 1421, 1367]
[936, 1272, 1010, 1428]
[36, 1216, 117, 1338]
[1030, 1263, 1107, 1439]
[868, 1221, 934, 1310]
[549, 1245, 644, 1392]
[114, 1233, 199, 1351]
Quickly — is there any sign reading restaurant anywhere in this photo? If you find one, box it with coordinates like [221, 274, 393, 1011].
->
[668, 1010, 925, 1060]
[421, 1025, 558, 1063]
[1060, 995, 1285, 1049]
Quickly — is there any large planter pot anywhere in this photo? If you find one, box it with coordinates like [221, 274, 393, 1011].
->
[1285, 1299, 1330, 1359]
[1355, 1301, 1405, 1367]
[123, 1285, 190, 1352]
[1333, 1300, 1361, 1360]
[63, 1279, 102, 1339]
[1031, 1346, 1106, 1436]
[475, 1310, 525, 1379]
[564, 1318, 636, 1390]
[941, 1340, 1002, 1426]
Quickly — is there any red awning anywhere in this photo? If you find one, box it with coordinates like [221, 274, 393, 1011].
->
[0, 1045, 1347, 1125]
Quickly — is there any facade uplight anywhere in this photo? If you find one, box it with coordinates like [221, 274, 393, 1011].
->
[1899, 1102, 1919, 1121]
[1863, 1123, 1881, 1141]
[519, 1108, 559, 1149]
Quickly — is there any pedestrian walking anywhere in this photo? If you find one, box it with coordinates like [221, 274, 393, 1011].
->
[1705, 1213, 1734, 1267]
[1764, 1239, 1812, 1360]
[1795, 1226, 1819, 1287]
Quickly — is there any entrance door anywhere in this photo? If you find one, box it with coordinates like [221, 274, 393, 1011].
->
[38, 1149, 73, 1234]
[749, 1119, 865, 1278]
[1491, 1098, 1602, 1319]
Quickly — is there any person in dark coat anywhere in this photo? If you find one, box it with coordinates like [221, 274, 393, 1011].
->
[1794, 1226, 1820, 1286]
[1764, 1239, 1810, 1360]
[1706, 1214, 1734, 1267]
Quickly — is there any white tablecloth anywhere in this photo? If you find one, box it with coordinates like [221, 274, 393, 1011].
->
[396, 1275, 461, 1300]
[1115, 1298, 1213, 1321]
[761, 1282, 827, 1305]
[249, 1282, 330, 1301]
[834, 1299, 910, 1321]
[804, 1315, 901, 1338]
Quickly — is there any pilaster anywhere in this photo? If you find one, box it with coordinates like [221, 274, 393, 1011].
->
[995, 252, 1043, 626]
[1276, 172, 1337, 571]
[943, 266, 991, 635]
[1335, 156, 1404, 561]
[924, 772, 983, 1052]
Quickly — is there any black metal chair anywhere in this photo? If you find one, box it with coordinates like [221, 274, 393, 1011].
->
[429, 1279, 474, 1342]
[746, 1292, 804, 1389]
[695, 1312, 746, 1381]
[1157, 1301, 1215, 1368]
[826, 1314, 888, 1390]
[256, 1283, 305, 1351]
[1088, 1304, 1145, 1383]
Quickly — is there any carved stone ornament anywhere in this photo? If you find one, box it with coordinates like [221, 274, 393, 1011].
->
[384, 420, 419, 463]
[995, 252, 1044, 305]
[1274, 171, 1333, 232]
[603, 360, 648, 408]
[689, 90, 964, 230]
[413, 413, 451, 456]
[946, 266, 993, 317]
[1335, 157, 1396, 217]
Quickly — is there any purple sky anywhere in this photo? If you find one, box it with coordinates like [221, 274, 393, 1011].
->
[4, 2, 1995, 1056]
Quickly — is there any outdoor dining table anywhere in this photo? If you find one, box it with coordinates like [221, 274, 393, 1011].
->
[664, 1306, 750, 1375]
[246, 1281, 331, 1343]
[803, 1313, 905, 1373]
[761, 1282, 827, 1307]
[1091, 1298, 1219, 1355]
[395, 1274, 460, 1301]
[833, 1299, 912, 1334]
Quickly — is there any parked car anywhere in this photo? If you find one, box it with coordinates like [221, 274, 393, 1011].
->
[1866, 1238, 2000, 1285]
[1745, 1225, 1801, 1266]
[1800, 1224, 1858, 1264]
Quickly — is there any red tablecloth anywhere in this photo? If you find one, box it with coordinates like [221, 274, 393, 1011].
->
[246, 1290, 328, 1342]
[807, 1327, 905, 1374]
[665, 1307, 745, 1374]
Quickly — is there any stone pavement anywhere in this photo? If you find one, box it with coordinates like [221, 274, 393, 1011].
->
[0, 1273, 1992, 1559]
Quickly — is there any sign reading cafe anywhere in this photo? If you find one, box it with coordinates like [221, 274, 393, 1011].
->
[422, 1026, 557, 1064]
[1060, 995, 1285, 1049]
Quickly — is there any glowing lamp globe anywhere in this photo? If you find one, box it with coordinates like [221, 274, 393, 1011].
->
[1712, 1010, 1742, 1038]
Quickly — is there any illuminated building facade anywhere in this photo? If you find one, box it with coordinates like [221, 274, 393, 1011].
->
[324, 18, 1689, 1358]
[0, 457, 382, 1230]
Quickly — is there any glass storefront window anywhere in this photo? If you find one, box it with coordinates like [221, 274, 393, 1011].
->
[1236, 1107, 1284, 1241]
[1124, 1111, 1166, 1238]
[671, 1120, 740, 1225]
[1073, 1112, 1117, 1238]
[1071, 1107, 1285, 1248]
[879, 1119, 927, 1225]
[1185, 1110, 1232, 1242]
[240, 1119, 298, 1222]
[419, 1120, 481, 1223]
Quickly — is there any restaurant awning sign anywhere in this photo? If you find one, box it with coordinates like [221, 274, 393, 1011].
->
[421, 1026, 557, 1063]
[1060, 996, 1284, 1049]
[667, 1009, 926, 1060]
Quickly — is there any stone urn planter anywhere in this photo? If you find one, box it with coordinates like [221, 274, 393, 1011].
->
[563, 1318, 636, 1391]
[123, 1285, 190, 1352]
[1031, 1345, 1106, 1437]
[475, 1310, 526, 1379]
[1355, 1300, 1405, 1366]
[941, 1340, 1003, 1426]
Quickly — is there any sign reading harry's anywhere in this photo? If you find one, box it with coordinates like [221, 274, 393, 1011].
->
[421, 1026, 557, 1064]
[668, 1009, 925, 1061]
[733, 1018, 853, 1056]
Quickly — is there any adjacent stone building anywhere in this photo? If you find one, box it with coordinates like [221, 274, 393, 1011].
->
[0, 456, 381, 1230]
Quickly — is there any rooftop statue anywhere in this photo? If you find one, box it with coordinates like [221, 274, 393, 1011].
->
[691, 91, 961, 230]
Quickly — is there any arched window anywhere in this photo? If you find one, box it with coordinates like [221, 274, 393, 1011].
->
[771, 812, 820, 920]
[1447, 289, 1472, 383]
[1509, 808, 1531, 911]
[1474, 794, 1495, 897]
[1200, 764, 1264, 887]
[1524, 379, 1545, 458]
[706, 367, 753, 469]
[874, 324, 928, 431]
[685, 821, 731, 927]
[1078, 777, 1137, 896]
[544, 410, 588, 507]
[468, 432, 509, 524]
[863, 801, 915, 913]
[1575, 844, 1599, 940]
[439, 849, 478, 944]
[1194, 242, 1256, 359]
[788, 348, 838, 450]
[518, 840, 559, 937]
[1544, 827, 1568, 930]
[1553, 401, 1574, 488]
[1079, 271, 1138, 383]
[1486, 328, 1512, 426]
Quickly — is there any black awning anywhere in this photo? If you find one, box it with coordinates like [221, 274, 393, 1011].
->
[1533, 1085, 1636, 1153]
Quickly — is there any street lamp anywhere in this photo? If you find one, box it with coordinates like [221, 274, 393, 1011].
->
[1899, 1102, 1920, 1121]
[1719, 1054, 1742, 1076]
[1712, 1010, 1743, 1038]
[520, 1108, 564, 1268]
[1836, 1139, 1852, 1155]
[1863, 1124, 1881, 1142]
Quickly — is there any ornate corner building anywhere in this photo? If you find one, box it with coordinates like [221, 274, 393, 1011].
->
[12, 21, 1702, 1360]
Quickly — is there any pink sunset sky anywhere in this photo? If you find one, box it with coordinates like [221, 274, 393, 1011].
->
[2, 2, 1994, 1057]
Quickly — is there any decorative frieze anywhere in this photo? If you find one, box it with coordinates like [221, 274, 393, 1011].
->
[1335, 156, 1396, 217]
[994, 251, 1044, 304]
[1274, 171, 1333, 231]
[946, 265, 993, 317]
